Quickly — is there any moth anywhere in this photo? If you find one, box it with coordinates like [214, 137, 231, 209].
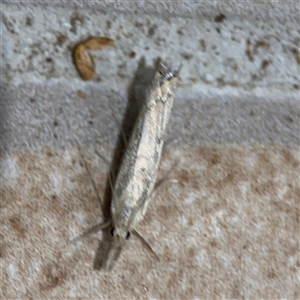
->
[79, 59, 181, 270]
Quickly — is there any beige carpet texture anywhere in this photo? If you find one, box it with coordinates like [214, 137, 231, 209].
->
[1, 1, 300, 299]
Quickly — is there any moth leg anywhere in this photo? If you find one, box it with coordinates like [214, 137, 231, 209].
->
[133, 228, 160, 261]
[154, 161, 179, 191]
[139, 161, 180, 218]
[71, 220, 111, 243]
[164, 136, 181, 147]
[164, 133, 191, 147]
[75, 140, 107, 203]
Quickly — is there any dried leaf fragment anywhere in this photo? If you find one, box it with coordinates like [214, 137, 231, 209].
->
[72, 36, 115, 81]
[83, 36, 114, 50]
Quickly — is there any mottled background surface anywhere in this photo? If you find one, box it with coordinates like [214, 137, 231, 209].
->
[1, 1, 299, 299]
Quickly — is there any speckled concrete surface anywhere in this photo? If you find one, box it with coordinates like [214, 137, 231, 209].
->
[2, 4, 300, 89]
[1, 1, 299, 153]
[1, 80, 299, 152]
[1, 1, 300, 299]
[1, 145, 299, 298]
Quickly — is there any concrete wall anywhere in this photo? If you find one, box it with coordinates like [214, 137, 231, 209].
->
[1, 1, 299, 299]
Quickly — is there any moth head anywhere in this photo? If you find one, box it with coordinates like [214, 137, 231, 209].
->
[110, 226, 131, 244]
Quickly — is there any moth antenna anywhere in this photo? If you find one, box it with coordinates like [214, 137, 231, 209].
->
[82, 102, 124, 208]
[93, 147, 116, 197]
[107, 102, 128, 146]
[98, 100, 136, 197]
[72, 140, 112, 242]
[94, 102, 129, 197]
[75, 140, 104, 202]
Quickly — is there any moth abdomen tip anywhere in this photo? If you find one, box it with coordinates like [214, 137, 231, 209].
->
[157, 59, 182, 83]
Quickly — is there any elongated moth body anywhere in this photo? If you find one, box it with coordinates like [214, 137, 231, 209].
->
[105, 60, 181, 269]
[78, 60, 181, 270]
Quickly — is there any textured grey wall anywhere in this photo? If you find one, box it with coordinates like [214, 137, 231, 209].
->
[1, 1, 299, 152]
[1, 2, 299, 299]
